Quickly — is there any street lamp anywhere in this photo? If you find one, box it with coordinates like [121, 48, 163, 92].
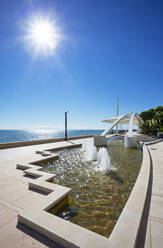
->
[64, 111, 69, 141]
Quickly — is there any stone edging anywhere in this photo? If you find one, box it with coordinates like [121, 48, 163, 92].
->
[0, 135, 94, 149]
[109, 145, 151, 247]
[17, 143, 151, 248]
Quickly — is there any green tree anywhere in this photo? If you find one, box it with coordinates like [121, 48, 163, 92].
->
[140, 106, 163, 136]
[155, 106, 163, 112]
[139, 108, 155, 122]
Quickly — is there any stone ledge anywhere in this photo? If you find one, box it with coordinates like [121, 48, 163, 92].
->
[0, 135, 93, 149]
[109, 145, 151, 247]
[18, 211, 110, 248]
[35, 143, 82, 158]
[45, 143, 82, 152]
[30, 154, 59, 165]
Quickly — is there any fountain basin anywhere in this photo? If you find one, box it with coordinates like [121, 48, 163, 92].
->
[41, 136, 142, 237]
[17, 137, 151, 248]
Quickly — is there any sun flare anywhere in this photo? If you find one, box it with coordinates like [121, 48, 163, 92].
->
[23, 15, 61, 57]
[30, 19, 56, 48]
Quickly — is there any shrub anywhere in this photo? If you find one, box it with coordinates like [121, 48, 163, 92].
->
[159, 127, 163, 132]
[140, 106, 163, 136]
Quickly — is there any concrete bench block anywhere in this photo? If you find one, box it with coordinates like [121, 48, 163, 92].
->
[94, 135, 107, 147]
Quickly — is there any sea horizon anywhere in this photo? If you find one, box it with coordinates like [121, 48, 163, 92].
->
[0, 129, 104, 143]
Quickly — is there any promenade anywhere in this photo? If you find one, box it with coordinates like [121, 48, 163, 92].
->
[144, 141, 163, 247]
[0, 139, 83, 248]
[0, 137, 162, 247]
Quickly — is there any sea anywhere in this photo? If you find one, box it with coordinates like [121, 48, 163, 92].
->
[0, 129, 104, 143]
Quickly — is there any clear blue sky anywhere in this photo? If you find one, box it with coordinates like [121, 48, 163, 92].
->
[0, 0, 162, 129]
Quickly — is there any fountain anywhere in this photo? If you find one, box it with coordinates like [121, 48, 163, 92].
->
[82, 139, 98, 161]
[83, 139, 111, 172]
[97, 147, 111, 173]
[124, 113, 138, 148]
[128, 113, 135, 137]
[41, 136, 143, 238]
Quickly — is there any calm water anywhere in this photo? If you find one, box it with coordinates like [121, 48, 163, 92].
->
[41, 136, 143, 237]
[0, 129, 104, 143]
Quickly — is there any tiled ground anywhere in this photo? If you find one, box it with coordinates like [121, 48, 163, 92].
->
[145, 141, 163, 248]
[0, 139, 85, 248]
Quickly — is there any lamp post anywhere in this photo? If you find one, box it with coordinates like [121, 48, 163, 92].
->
[116, 97, 119, 135]
[64, 111, 69, 141]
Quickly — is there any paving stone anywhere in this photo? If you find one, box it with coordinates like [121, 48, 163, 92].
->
[144, 220, 152, 248]
[153, 168, 163, 179]
[149, 195, 163, 221]
[0, 199, 22, 212]
[0, 218, 25, 248]
[150, 220, 163, 248]
[0, 203, 5, 210]
[0, 206, 17, 228]
[152, 177, 163, 197]
[15, 192, 45, 210]
[16, 222, 65, 248]
[16, 235, 60, 248]
[1, 186, 31, 203]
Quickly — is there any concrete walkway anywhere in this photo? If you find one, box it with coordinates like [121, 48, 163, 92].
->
[144, 141, 163, 248]
[0, 139, 84, 248]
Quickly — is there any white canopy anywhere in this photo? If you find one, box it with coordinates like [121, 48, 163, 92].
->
[101, 113, 143, 136]
[102, 115, 140, 125]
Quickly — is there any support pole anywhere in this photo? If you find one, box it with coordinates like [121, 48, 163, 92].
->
[64, 111, 69, 141]
[116, 98, 119, 135]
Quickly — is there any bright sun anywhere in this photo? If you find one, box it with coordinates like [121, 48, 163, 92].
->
[23, 16, 61, 57]
[31, 19, 56, 48]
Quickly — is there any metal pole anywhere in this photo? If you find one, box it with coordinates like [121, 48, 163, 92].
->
[116, 98, 119, 135]
[64, 111, 69, 141]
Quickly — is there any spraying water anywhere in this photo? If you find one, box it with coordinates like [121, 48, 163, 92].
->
[82, 139, 112, 173]
[128, 113, 135, 137]
[97, 147, 111, 173]
[82, 139, 97, 161]
[82, 139, 87, 152]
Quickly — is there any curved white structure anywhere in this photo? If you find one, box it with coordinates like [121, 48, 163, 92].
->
[94, 113, 143, 147]
[102, 113, 142, 137]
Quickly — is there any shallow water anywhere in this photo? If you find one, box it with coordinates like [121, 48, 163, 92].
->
[0, 129, 104, 143]
[41, 136, 142, 237]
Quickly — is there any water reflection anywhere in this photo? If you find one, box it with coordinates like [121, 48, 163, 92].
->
[41, 136, 142, 237]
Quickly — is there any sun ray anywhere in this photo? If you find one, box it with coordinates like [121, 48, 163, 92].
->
[22, 15, 62, 57]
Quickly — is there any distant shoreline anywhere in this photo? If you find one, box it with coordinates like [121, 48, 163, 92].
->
[0, 129, 104, 143]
